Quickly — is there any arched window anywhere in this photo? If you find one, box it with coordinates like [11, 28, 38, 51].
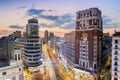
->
[115, 45, 118, 49]
[115, 40, 118, 43]
[115, 51, 118, 55]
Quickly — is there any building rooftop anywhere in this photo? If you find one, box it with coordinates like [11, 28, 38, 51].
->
[28, 18, 38, 24]
[113, 31, 120, 36]
[0, 59, 23, 70]
[103, 32, 109, 37]
[77, 7, 101, 14]
[0, 59, 10, 68]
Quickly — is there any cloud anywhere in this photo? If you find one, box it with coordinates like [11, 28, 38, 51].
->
[9, 25, 24, 29]
[63, 21, 75, 30]
[41, 15, 59, 21]
[32, 3, 36, 9]
[0, 29, 13, 37]
[102, 15, 119, 29]
[27, 8, 120, 30]
[39, 23, 48, 27]
[26, 8, 58, 21]
[27, 9, 45, 16]
[26, 8, 75, 29]
[18, 6, 27, 9]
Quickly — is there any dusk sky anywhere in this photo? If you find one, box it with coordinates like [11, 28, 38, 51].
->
[0, 0, 120, 37]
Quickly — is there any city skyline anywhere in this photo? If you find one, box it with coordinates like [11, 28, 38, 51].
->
[0, 6, 115, 79]
[0, 0, 120, 37]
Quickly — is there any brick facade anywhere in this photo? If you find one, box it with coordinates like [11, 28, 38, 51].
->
[75, 8, 102, 72]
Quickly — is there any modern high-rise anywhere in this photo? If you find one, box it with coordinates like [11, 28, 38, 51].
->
[111, 31, 120, 80]
[75, 8, 102, 73]
[50, 32, 54, 40]
[44, 30, 48, 43]
[23, 18, 42, 72]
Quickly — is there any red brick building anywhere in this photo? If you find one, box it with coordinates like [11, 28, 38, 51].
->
[75, 8, 102, 73]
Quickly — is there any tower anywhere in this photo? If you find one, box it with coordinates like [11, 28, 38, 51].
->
[44, 30, 48, 43]
[75, 8, 102, 73]
[24, 18, 42, 72]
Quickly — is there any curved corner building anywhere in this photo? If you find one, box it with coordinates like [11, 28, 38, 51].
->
[24, 18, 42, 72]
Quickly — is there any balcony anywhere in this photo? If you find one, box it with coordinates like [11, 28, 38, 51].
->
[24, 48, 40, 52]
[24, 61, 42, 67]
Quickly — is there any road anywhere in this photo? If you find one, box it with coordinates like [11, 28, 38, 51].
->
[24, 44, 74, 80]
[45, 44, 74, 80]
[43, 45, 57, 80]
[45, 44, 94, 80]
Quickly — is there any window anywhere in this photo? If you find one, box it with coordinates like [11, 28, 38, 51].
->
[94, 64, 97, 69]
[93, 19, 97, 25]
[87, 13, 89, 17]
[80, 14, 83, 18]
[115, 56, 118, 60]
[76, 22, 79, 27]
[84, 13, 86, 17]
[115, 40, 118, 43]
[19, 68, 21, 71]
[83, 24, 85, 26]
[83, 46, 86, 48]
[86, 62, 88, 68]
[80, 21, 82, 27]
[115, 51, 118, 55]
[18, 54, 20, 60]
[83, 20, 85, 27]
[25, 54, 32, 57]
[15, 54, 17, 60]
[115, 62, 118, 66]
[28, 59, 32, 61]
[89, 19, 92, 25]
[35, 44, 39, 46]
[82, 50, 86, 52]
[33, 58, 39, 61]
[115, 72, 117, 76]
[83, 62, 85, 67]
[2, 72, 6, 75]
[33, 54, 40, 57]
[80, 61, 81, 66]
[115, 45, 118, 49]
[114, 67, 117, 71]
[90, 11, 92, 16]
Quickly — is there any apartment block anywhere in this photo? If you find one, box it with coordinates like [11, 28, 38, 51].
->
[111, 32, 120, 80]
